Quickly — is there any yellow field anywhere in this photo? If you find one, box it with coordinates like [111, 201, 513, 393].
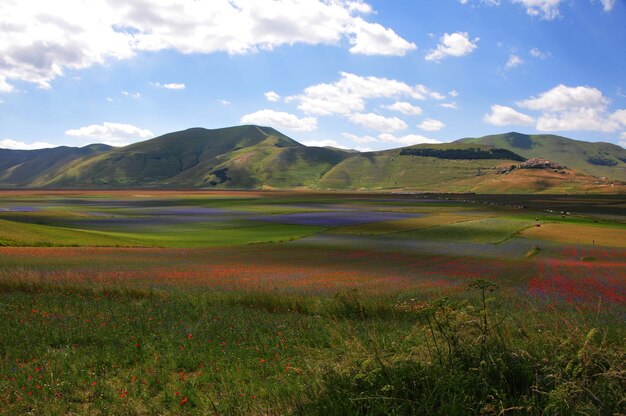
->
[520, 223, 626, 248]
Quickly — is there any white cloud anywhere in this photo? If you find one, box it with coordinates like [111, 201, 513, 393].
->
[0, 1, 415, 92]
[518, 84, 608, 113]
[529, 47, 550, 59]
[0, 139, 56, 150]
[151, 82, 185, 90]
[483, 105, 534, 126]
[65, 122, 154, 146]
[342, 132, 379, 144]
[449, 90, 459, 97]
[441, 102, 459, 109]
[418, 119, 445, 131]
[342, 132, 440, 146]
[609, 109, 626, 126]
[425, 32, 479, 62]
[218, 99, 231, 106]
[458, 0, 502, 6]
[597, 0, 615, 11]
[347, 113, 407, 132]
[534, 109, 614, 132]
[516, 85, 624, 132]
[511, 0, 562, 19]
[378, 133, 441, 145]
[506, 54, 524, 69]
[240, 109, 318, 132]
[122, 90, 141, 99]
[0, 78, 14, 93]
[301, 139, 349, 149]
[291, 72, 436, 116]
[461, 0, 611, 17]
[265, 91, 280, 102]
[348, 18, 416, 56]
[385, 101, 422, 116]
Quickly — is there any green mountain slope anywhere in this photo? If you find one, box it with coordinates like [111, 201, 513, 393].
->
[0, 144, 112, 187]
[0, 127, 624, 193]
[29, 125, 349, 188]
[457, 132, 626, 181]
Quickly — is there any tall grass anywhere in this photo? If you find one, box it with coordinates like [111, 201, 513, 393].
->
[299, 282, 625, 415]
[0, 274, 623, 415]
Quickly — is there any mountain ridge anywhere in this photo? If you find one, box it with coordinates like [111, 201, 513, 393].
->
[0, 126, 624, 193]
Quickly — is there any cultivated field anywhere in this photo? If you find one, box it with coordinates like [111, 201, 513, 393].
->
[0, 190, 624, 415]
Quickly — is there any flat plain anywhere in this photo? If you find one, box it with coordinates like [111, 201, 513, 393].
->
[0, 190, 624, 415]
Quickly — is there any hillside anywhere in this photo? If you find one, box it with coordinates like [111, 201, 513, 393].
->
[25, 125, 350, 189]
[0, 144, 112, 187]
[0, 126, 624, 193]
[458, 132, 626, 181]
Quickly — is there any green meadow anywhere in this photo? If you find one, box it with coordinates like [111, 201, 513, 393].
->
[0, 191, 624, 415]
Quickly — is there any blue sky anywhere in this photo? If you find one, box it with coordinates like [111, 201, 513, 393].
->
[1, 0, 625, 151]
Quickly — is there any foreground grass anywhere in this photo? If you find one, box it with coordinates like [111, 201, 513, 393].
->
[0, 278, 623, 415]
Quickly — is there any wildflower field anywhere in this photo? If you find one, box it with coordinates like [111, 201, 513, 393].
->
[0, 190, 624, 415]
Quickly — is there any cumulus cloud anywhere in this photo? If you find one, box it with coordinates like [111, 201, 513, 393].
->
[609, 109, 626, 126]
[151, 82, 185, 90]
[122, 90, 141, 98]
[506, 54, 524, 69]
[342, 132, 378, 144]
[483, 105, 534, 126]
[290, 72, 439, 116]
[240, 109, 318, 131]
[418, 119, 445, 131]
[529, 48, 550, 59]
[300, 139, 349, 149]
[462, 0, 612, 17]
[343, 132, 440, 146]
[441, 102, 459, 110]
[348, 18, 416, 56]
[0, 78, 14, 93]
[511, 0, 562, 19]
[425, 32, 479, 62]
[218, 99, 231, 106]
[0, 0, 415, 92]
[65, 122, 154, 146]
[378, 133, 441, 145]
[265, 91, 280, 102]
[458, 0, 501, 6]
[518, 84, 608, 112]
[597, 0, 615, 11]
[347, 113, 408, 132]
[514, 85, 626, 132]
[0, 139, 56, 150]
[385, 102, 422, 116]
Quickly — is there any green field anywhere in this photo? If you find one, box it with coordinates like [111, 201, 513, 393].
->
[0, 190, 624, 415]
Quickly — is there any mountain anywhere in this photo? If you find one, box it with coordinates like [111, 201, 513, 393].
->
[23, 125, 349, 189]
[0, 126, 624, 193]
[0, 144, 112, 187]
[457, 132, 626, 181]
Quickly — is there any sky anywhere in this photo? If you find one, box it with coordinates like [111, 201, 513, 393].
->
[1, 0, 625, 151]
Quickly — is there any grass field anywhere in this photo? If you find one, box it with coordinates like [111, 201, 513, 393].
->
[0, 190, 624, 415]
